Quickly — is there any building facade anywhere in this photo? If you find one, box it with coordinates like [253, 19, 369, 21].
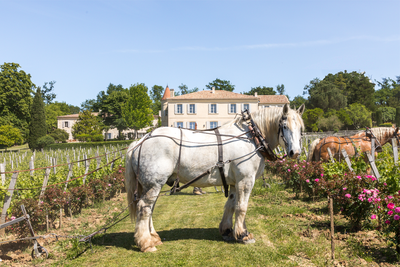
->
[161, 86, 289, 129]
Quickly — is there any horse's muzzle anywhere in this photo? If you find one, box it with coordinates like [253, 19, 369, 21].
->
[289, 150, 300, 159]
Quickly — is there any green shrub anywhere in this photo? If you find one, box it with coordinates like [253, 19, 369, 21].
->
[36, 135, 55, 149]
[46, 140, 132, 150]
[379, 123, 393, 127]
[49, 128, 69, 143]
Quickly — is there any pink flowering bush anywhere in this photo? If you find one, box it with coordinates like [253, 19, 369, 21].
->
[377, 192, 400, 253]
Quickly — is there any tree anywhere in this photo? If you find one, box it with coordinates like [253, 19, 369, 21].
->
[290, 95, 306, 109]
[150, 85, 164, 115]
[72, 110, 104, 142]
[304, 79, 347, 112]
[302, 108, 324, 132]
[42, 81, 56, 104]
[0, 63, 35, 137]
[276, 84, 285, 95]
[244, 86, 276, 96]
[375, 110, 383, 126]
[395, 107, 400, 127]
[176, 83, 199, 96]
[28, 87, 47, 150]
[36, 135, 55, 149]
[345, 103, 372, 129]
[0, 125, 23, 149]
[337, 108, 353, 128]
[97, 83, 129, 138]
[318, 115, 343, 132]
[205, 78, 235, 92]
[49, 128, 69, 143]
[378, 107, 396, 123]
[80, 99, 98, 112]
[122, 83, 153, 139]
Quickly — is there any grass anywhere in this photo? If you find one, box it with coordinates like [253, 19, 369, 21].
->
[5, 176, 400, 266]
[0, 143, 29, 152]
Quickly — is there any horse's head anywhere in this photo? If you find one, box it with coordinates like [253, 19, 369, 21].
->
[278, 103, 305, 159]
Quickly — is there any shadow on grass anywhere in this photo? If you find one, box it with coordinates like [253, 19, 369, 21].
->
[91, 227, 224, 251]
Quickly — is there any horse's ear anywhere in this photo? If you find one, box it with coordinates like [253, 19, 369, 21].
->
[283, 103, 289, 115]
[297, 103, 305, 116]
[396, 127, 399, 133]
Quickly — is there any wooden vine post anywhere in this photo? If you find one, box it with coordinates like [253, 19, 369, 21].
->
[392, 138, 398, 166]
[329, 196, 335, 260]
[327, 147, 335, 163]
[341, 149, 354, 172]
[365, 151, 381, 180]
[0, 172, 19, 236]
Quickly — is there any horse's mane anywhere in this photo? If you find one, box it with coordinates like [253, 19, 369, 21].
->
[221, 106, 304, 137]
[369, 127, 395, 142]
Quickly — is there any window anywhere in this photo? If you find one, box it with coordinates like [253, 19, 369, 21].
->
[165, 107, 168, 116]
[189, 122, 196, 129]
[210, 104, 217, 114]
[243, 104, 249, 111]
[188, 104, 196, 114]
[176, 122, 184, 128]
[210, 121, 218, 129]
[175, 104, 183, 114]
[107, 133, 112, 139]
[64, 121, 69, 128]
[264, 105, 270, 108]
[229, 104, 237, 114]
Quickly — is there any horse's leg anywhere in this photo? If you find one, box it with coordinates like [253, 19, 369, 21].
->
[219, 185, 236, 241]
[233, 179, 255, 244]
[149, 207, 162, 246]
[134, 185, 162, 252]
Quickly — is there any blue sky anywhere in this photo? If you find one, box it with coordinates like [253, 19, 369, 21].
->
[2, 0, 399, 107]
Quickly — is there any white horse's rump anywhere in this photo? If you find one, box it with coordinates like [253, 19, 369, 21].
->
[125, 104, 305, 252]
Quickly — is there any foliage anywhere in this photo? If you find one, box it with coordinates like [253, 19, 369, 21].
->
[175, 83, 199, 96]
[49, 128, 69, 143]
[378, 106, 396, 123]
[80, 99, 98, 112]
[122, 83, 153, 138]
[375, 110, 383, 126]
[0, 125, 23, 149]
[396, 107, 400, 127]
[41, 81, 57, 104]
[276, 84, 285, 95]
[0, 63, 35, 137]
[36, 135, 55, 149]
[97, 83, 129, 138]
[374, 77, 400, 108]
[337, 108, 353, 128]
[304, 78, 347, 112]
[28, 87, 47, 150]
[289, 95, 306, 109]
[318, 115, 343, 132]
[302, 108, 324, 131]
[150, 85, 164, 115]
[205, 78, 235, 92]
[244, 86, 276, 96]
[345, 103, 372, 129]
[72, 110, 104, 141]
[76, 133, 104, 142]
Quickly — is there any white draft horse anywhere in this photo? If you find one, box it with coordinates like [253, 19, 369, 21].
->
[125, 104, 305, 252]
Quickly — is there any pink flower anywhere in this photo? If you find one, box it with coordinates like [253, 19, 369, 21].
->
[320, 174, 324, 177]
[385, 220, 391, 224]
[388, 203, 395, 209]
[384, 183, 387, 186]
[306, 179, 310, 183]
[344, 173, 347, 176]
[395, 215, 400, 221]
[114, 178, 116, 180]
[343, 188, 347, 191]
[122, 179, 124, 181]
[395, 207, 400, 213]
[368, 198, 372, 203]
[288, 169, 291, 172]
[388, 196, 393, 199]
[315, 179, 319, 182]
[345, 194, 351, 198]
[371, 215, 376, 219]
[302, 166, 305, 168]
[388, 211, 394, 215]
[10, 216, 16, 221]
[119, 165, 122, 167]
[357, 176, 362, 180]
[119, 170, 122, 173]
[108, 184, 111, 187]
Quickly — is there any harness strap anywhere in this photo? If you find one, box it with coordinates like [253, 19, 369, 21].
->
[348, 137, 359, 157]
[214, 128, 229, 197]
[133, 132, 153, 201]
[170, 128, 183, 195]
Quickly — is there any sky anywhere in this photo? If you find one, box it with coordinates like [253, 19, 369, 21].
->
[1, 0, 400, 108]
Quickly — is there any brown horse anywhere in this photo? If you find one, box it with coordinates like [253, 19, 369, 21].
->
[307, 127, 399, 162]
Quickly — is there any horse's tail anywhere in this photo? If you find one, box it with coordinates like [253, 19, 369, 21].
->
[307, 138, 320, 162]
[125, 139, 143, 223]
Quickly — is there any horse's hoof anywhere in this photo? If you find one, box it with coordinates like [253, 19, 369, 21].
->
[238, 233, 255, 244]
[222, 235, 235, 242]
[143, 246, 157, 252]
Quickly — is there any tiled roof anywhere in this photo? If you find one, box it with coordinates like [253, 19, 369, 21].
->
[258, 95, 289, 104]
[168, 90, 258, 100]
[161, 86, 171, 100]
[57, 113, 98, 119]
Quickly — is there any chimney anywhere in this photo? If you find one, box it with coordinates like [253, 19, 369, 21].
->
[254, 92, 258, 97]
[170, 89, 175, 97]
[212, 86, 215, 94]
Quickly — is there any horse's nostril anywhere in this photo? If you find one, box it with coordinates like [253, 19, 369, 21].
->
[289, 150, 294, 157]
